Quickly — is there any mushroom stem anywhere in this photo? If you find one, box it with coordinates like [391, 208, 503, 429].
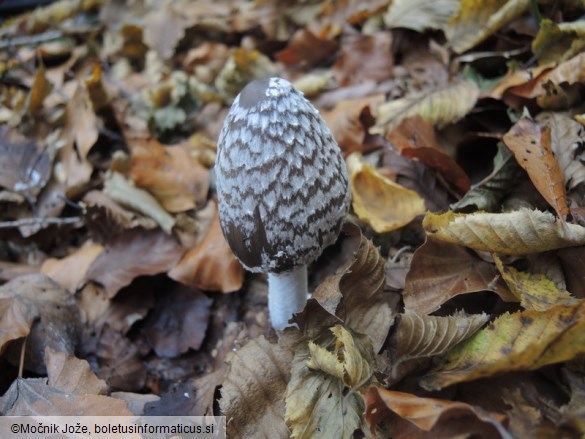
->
[267, 265, 308, 330]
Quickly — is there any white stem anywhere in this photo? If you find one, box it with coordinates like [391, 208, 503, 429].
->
[267, 265, 308, 330]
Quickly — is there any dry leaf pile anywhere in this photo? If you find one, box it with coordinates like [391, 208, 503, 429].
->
[1, 0, 585, 437]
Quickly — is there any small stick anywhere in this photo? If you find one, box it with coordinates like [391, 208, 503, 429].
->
[0, 216, 82, 229]
[18, 337, 27, 378]
[0, 30, 63, 49]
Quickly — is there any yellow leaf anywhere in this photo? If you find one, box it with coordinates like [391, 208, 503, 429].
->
[384, 0, 459, 32]
[532, 19, 585, 64]
[423, 208, 585, 255]
[421, 301, 585, 390]
[446, 0, 530, 54]
[372, 80, 479, 134]
[494, 255, 578, 311]
[348, 154, 425, 233]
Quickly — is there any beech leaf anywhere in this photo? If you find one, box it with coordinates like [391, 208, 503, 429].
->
[423, 208, 585, 255]
[384, 0, 459, 32]
[421, 301, 585, 390]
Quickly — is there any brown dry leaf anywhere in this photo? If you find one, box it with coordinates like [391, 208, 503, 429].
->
[220, 336, 293, 439]
[41, 243, 104, 293]
[384, 0, 460, 32]
[143, 2, 187, 60]
[503, 118, 569, 219]
[25, 62, 53, 115]
[348, 153, 426, 233]
[537, 112, 585, 192]
[423, 209, 585, 255]
[103, 171, 175, 233]
[60, 82, 100, 160]
[322, 95, 383, 155]
[214, 48, 275, 99]
[388, 116, 471, 195]
[404, 238, 510, 314]
[394, 310, 489, 366]
[85, 228, 184, 298]
[296, 223, 394, 353]
[0, 274, 80, 372]
[130, 138, 209, 213]
[276, 28, 339, 68]
[484, 64, 554, 100]
[421, 301, 585, 390]
[0, 378, 132, 416]
[333, 31, 393, 86]
[142, 284, 212, 357]
[0, 134, 52, 203]
[45, 347, 108, 395]
[285, 327, 373, 439]
[309, 0, 389, 38]
[169, 200, 244, 293]
[372, 80, 479, 134]
[365, 387, 509, 438]
[445, 0, 530, 54]
[493, 256, 578, 311]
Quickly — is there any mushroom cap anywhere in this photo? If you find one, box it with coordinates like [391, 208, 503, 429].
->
[215, 77, 350, 273]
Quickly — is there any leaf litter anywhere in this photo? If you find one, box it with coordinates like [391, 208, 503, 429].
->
[2, 1, 585, 438]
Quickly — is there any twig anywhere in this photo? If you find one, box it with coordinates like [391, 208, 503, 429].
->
[0, 30, 63, 49]
[0, 216, 83, 229]
[18, 337, 27, 378]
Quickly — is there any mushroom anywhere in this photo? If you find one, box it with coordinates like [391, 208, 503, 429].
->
[215, 77, 350, 330]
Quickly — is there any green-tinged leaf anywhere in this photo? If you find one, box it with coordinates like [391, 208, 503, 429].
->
[494, 255, 578, 311]
[384, 0, 459, 32]
[446, 0, 530, 54]
[420, 301, 585, 390]
[285, 327, 373, 439]
[423, 208, 585, 255]
[372, 80, 479, 134]
[451, 142, 523, 212]
[532, 19, 585, 65]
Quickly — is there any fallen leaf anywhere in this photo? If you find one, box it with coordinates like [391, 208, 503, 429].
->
[503, 117, 569, 219]
[333, 31, 393, 86]
[348, 153, 426, 233]
[446, 0, 530, 54]
[169, 200, 244, 293]
[365, 387, 509, 438]
[285, 328, 373, 439]
[404, 238, 510, 314]
[85, 228, 184, 298]
[423, 208, 585, 255]
[384, 0, 459, 32]
[130, 138, 210, 213]
[494, 255, 578, 311]
[0, 378, 132, 416]
[144, 381, 203, 415]
[421, 301, 585, 390]
[45, 347, 108, 395]
[25, 62, 53, 115]
[103, 171, 175, 233]
[372, 80, 480, 134]
[276, 28, 339, 68]
[220, 336, 293, 439]
[143, 2, 187, 60]
[142, 284, 212, 357]
[41, 243, 104, 293]
[532, 19, 585, 65]
[60, 82, 100, 160]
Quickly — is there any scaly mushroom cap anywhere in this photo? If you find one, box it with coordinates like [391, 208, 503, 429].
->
[216, 77, 350, 273]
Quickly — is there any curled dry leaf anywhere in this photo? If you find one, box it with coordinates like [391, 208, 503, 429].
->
[85, 228, 184, 298]
[169, 200, 244, 293]
[0, 378, 132, 416]
[0, 274, 80, 373]
[404, 238, 511, 314]
[41, 243, 104, 293]
[220, 336, 293, 439]
[372, 80, 479, 134]
[348, 153, 426, 233]
[503, 118, 569, 219]
[295, 222, 393, 353]
[445, 0, 530, 54]
[45, 347, 108, 395]
[130, 138, 210, 213]
[423, 208, 585, 255]
[394, 310, 489, 366]
[103, 171, 175, 233]
[286, 327, 373, 439]
[420, 301, 585, 390]
[365, 387, 509, 438]
[494, 255, 578, 311]
[532, 19, 585, 65]
[384, 0, 459, 32]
